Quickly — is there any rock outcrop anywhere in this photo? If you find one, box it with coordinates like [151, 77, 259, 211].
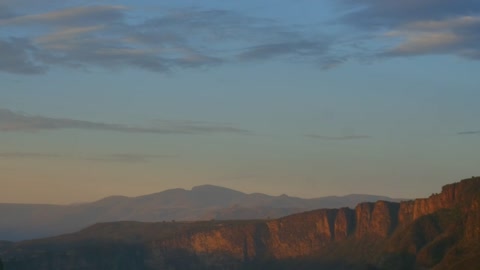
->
[0, 186, 401, 242]
[1, 177, 479, 270]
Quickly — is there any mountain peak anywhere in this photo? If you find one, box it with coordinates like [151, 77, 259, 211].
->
[0, 184, 400, 241]
[92, 195, 130, 205]
[191, 184, 245, 195]
[2, 177, 478, 269]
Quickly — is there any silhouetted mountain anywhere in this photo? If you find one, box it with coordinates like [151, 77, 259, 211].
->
[0, 185, 400, 241]
[0, 177, 478, 270]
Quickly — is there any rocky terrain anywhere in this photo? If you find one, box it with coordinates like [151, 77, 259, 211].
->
[0, 177, 479, 269]
[0, 185, 398, 241]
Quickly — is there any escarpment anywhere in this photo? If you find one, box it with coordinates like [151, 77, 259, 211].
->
[353, 201, 399, 238]
[1, 177, 479, 270]
[334, 207, 355, 241]
[145, 177, 480, 266]
[148, 178, 480, 268]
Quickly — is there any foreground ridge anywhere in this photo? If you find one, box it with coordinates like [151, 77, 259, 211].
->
[1, 177, 479, 270]
[0, 185, 400, 241]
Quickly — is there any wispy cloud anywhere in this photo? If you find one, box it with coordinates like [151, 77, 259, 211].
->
[152, 119, 252, 135]
[383, 16, 480, 58]
[457, 130, 480, 135]
[0, 5, 126, 26]
[238, 40, 329, 61]
[85, 153, 174, 163]
[0, 152, 174, 163]
[340, 0, 480, 28]
[0, 4, 333, 74]
[3, 1, 479, 75]
[338, 0, 480, 60]
[305, 134, 371, 141]
[0, 108, 250, 135]
[0, 152, 62, 159]
[0, 38, 46, 74]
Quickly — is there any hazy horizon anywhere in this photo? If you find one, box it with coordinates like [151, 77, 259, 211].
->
[0, 182, 409, 205]
[1, 0, 479, 204]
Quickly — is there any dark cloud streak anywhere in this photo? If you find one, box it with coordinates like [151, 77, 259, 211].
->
[0, 152, 174, 163]
[338, 0, 480, 61]
[0, 109, 250, 135]
[0, 4, 334, 74]
[85, 153, 175, 163]
[305, 134, 371, 141]
[0, 38, 46, 74]
[457, 131, 480, 135]
[0, 5, 126, 26]
[340, 0, 480, 28]
[0, 152, 61, 159]
[238, 41, 329, 61]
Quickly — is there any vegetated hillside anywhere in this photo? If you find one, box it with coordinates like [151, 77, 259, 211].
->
[0, 185, 399, 241]
[1, 177, 478, 270]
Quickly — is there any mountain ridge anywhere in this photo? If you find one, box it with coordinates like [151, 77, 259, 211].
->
[0, 185, 401, 241]
[85, 184, 403, 204]
[0, 177, 478, 269]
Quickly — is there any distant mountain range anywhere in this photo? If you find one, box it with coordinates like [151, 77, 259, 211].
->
[0, 177, 478, 270]
[0, 184, 401, 241]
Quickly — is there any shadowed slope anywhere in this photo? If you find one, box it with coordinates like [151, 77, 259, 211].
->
[0, 177, 478, 269]
[0, 185, 400, 241]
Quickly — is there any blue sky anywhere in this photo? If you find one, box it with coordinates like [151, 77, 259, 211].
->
[1, 0, 479, 203]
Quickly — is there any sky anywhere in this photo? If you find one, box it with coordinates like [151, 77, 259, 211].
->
[1, 0, 479, 204]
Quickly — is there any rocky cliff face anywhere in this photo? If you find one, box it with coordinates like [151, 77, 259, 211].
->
[397, 177, 480, 240]
[0, 186, 400, 242]
[142, 177, 480, 268]
[2, 177, 479, 270]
